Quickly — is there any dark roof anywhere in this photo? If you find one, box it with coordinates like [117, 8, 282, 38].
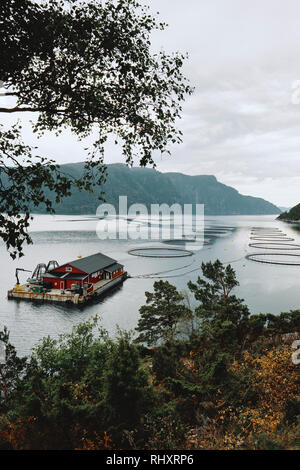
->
[62, 273, 88, 280]
[104, 263, 124, 273]
[44, 272, 87, 280]
[50, 252, 121, 275]
[43, 272, 63, 279]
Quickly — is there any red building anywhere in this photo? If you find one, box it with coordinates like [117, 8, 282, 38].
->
[42, 252, 124, 292]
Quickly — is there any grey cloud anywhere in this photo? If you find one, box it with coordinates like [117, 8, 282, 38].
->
[1, 0, 300, 206]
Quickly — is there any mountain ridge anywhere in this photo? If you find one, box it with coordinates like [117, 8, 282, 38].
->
[33, 162, 281, 216]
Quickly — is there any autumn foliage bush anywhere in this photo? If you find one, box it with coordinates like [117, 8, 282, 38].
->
[181, 345, 299, 450]
[0, 261, 299, 450]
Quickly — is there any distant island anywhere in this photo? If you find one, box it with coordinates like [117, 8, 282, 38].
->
[32, 162, 281, 216]
[277, 203, 300, 222]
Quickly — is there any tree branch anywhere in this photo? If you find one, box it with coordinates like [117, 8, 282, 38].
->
[0, 106, 42, 113]
[0, 92, 19, 97]
[0, 365, 8, 403]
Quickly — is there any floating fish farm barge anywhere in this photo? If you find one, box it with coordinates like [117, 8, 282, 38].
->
[8, 252, 127, 305]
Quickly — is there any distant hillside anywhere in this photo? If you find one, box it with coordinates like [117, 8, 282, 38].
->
[32, 162, 280, 215]
[277, 203, 300, 222]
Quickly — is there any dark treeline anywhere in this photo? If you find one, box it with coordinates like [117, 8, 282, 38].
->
[0, 260, 299, 450]
[278, 203, 300, 222]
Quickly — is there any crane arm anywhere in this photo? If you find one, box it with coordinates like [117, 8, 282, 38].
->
[15, 268, 32, 285]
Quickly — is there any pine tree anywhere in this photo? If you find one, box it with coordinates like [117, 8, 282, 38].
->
[136, 280, 192, 347]
[188, 260, 250, 351]
[103, 332, 153, 431]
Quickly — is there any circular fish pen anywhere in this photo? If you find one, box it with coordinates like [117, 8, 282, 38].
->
[251, 227, 282, 231]
[246, 253, 300, 265]
[128, 247, 194, 258]
[250, 231, 283, 236]
[204, 229, 229, 234]
[250, 229, 283, 235]
[162, 238, 209, 246]
[248, 242, 300, 250]
[250, 236, 295, 242]
[247, 226, 300, 264]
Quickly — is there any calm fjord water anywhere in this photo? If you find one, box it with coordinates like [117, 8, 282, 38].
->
[0, 214, 299, 356]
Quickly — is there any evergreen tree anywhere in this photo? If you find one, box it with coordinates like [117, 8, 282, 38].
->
[0, 327, 27, 409]
[188, 260, 250, 351]
[135, 280, 192, 347]
[103, 332, 153, 435]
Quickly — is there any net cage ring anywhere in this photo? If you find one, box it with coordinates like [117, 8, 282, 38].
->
[250, 236, 295, 242]
[128, 247, 194, 258]
[251, 231, 284, 236]
[248, 242, 300, 250]
[246, 252, 300, 265]
[162, 238, 210, 246]
[251, 227, 282, 231]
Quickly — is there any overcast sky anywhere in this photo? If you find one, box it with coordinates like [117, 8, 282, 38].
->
[2, 0, 300, 207]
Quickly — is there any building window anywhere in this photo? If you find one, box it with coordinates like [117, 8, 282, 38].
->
[66, 267, 72, 272]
